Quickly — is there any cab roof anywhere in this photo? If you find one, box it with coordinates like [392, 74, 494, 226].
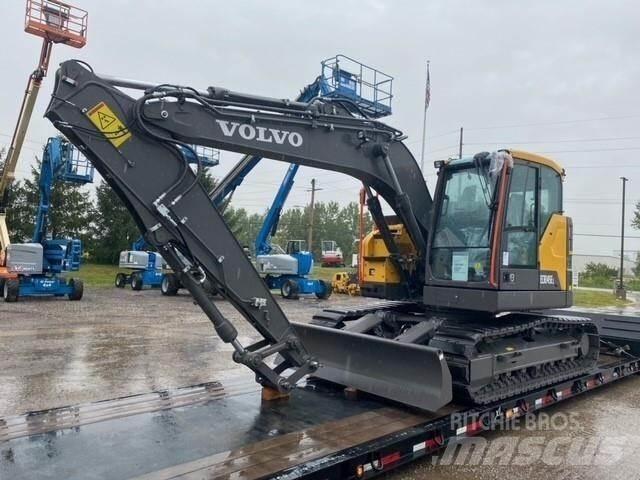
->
[445, 150, 564, 176]
[509, 150, 564, 175]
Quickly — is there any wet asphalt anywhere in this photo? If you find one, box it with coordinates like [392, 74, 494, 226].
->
[1, 287, 640, 479]
[0, 287, 355, 416]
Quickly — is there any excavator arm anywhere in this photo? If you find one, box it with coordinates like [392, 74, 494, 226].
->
[45, 60, 451, 411]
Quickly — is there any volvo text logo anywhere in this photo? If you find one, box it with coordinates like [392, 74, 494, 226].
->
[215, 120, 303, 147]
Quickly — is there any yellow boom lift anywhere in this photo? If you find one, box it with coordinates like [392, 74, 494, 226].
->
[0, 0, 87, 278]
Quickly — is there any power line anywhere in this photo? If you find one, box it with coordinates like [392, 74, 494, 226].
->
[464, 136, 640, 146]
[420, 144, 460, 153]
[565, 198, 640, 204]
[567, 163, 640, 168]
[540, 146, 640, 154]
[575, 233, 640, 239]
[0, 132, 47, 148]
[464, 114, 640, 131]
[428, 129, 460, 139]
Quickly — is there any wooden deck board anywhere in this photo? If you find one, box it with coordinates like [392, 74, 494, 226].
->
[134, 408, 437, 480]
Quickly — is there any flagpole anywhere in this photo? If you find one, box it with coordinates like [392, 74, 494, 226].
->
[419, 60, 430, 172]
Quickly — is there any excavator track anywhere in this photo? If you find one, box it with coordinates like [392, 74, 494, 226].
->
[313, 307, 600, 406]
[430, 314, 600, 404]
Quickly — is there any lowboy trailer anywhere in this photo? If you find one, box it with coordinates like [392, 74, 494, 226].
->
[1, 322, 638, 480]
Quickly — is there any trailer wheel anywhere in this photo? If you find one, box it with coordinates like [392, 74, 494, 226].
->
[68, 278, 84, 301]
[3, 278, 19, 303]
[131, 272, 143, 291]
[115, 273, 127, 288]
[281, 279, 299, 300]
[161, 273, 179, 296]
[315, 280, 332, 299]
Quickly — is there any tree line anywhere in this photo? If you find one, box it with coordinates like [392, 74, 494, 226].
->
[4, 148, 640, 271]
[2, 150, 371, 264]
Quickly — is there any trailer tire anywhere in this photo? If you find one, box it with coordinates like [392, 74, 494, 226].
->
[115, 273, 127, 288]
[161, 273, 179, 296]
[68, 278, 84, 301]
[315, 280, 332, 299]
[3, 278, 19, 303]
[131, 272, 143, 291]
[281, 279, 299, 300]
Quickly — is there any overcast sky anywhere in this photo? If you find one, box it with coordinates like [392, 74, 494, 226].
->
[1, 0, 639, 256]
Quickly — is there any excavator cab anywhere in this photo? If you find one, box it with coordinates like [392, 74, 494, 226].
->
[425, 150, 572, 312]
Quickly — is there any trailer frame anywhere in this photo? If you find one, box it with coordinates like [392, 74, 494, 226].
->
[1, 347, 638, 480]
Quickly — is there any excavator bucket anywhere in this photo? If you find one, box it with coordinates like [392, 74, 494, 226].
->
[292, 322, 452, 411]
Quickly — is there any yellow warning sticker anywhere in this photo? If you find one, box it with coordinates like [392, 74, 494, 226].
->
[86, 101, 132, 148]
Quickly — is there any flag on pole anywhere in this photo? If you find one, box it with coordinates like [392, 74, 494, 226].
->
[424, 61, 431, 111]
[420, 60, 431, 171]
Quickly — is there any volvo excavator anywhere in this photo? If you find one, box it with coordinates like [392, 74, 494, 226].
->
[44, 60, 598, 412]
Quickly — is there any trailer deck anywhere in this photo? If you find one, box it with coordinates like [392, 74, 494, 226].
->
[1, 350, 638, 480]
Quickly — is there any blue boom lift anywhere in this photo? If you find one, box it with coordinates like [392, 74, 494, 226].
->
[115, 146, 220, 292]
[211, 55, 393, 208]
[253, 163, 328, 299]
[2, 136, 94, 302]
[213, 55, 393, 299]
[114, 236, 166, 291]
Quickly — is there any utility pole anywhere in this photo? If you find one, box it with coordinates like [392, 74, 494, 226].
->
[307, 178, 321, 254]
[617, 177, 629, 299]
[458, 127, 464, 159]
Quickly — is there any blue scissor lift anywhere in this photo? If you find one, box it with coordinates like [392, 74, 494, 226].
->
[2, 136, 94, 302]
[214, 55, 393, 299]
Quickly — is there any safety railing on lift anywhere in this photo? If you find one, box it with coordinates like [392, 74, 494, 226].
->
[62, 143, 94, 184]
[320, 54, 393, 118]
[25, 0, 88, 48]
[192, 145, 221, 168]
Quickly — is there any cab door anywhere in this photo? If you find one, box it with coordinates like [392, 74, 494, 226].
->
[500, 163, 539, 290]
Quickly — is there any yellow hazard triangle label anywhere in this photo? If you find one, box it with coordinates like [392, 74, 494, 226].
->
[86, 101, 132, 148]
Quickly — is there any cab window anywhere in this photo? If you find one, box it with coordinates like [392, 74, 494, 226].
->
[504, 164, 537, 268]
[539, 166, 562, 236]
[430, 165, 495, 282]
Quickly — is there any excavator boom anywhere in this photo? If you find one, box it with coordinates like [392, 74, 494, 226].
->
[45, 60, 451, 411]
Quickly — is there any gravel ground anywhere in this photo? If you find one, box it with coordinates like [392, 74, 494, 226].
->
[1, 287, 640, 480]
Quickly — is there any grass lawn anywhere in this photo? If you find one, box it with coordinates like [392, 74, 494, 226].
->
[573, 289, 632, 308]
[75, 263, 120, 288]
[75, 263, 355, 288]
[312, 266, 356, 282]
[78, 264, 633, 310]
